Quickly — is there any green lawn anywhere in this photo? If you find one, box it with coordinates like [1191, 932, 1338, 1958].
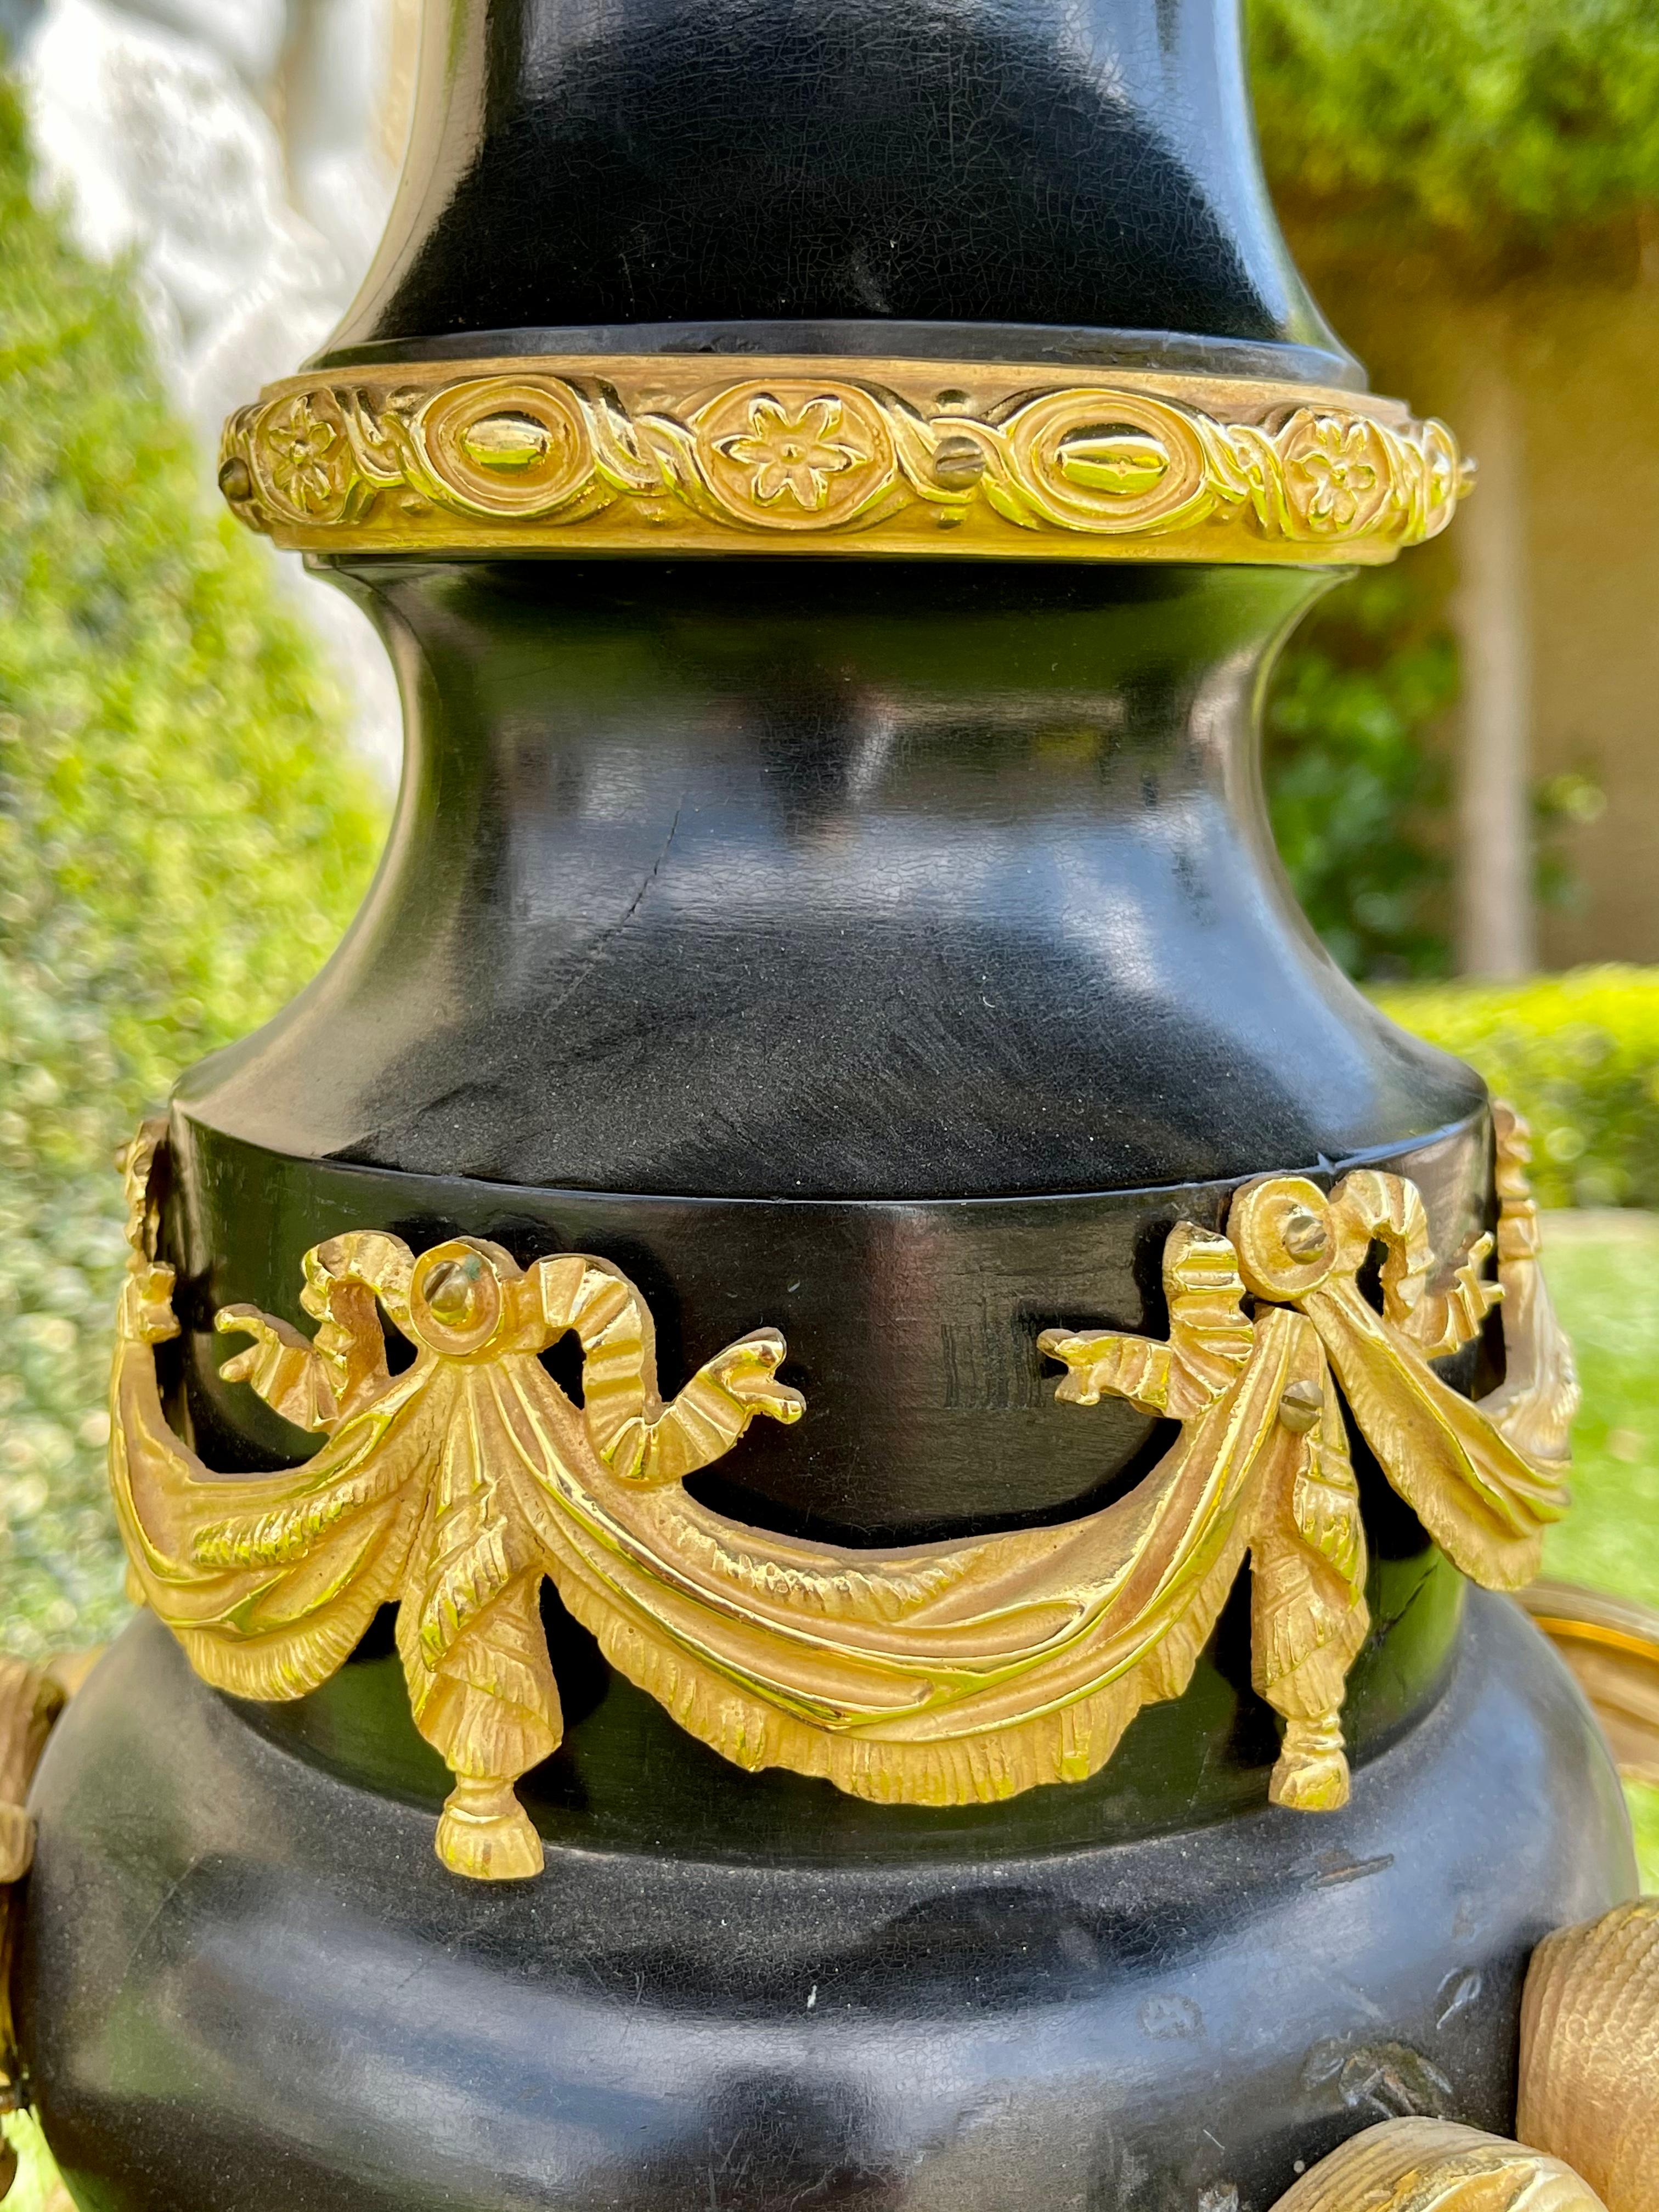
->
[1536, 1212, 1659, 1600]
[1533, 1211, 1659, 1883]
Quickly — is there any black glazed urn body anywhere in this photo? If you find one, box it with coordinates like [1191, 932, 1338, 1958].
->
[167, 558, 1493, 1544]
[18, 552, 1634, 2212]
[14, 0, 1636, 2207]
[323, 0, 1353, 375]
[17, 1596, 1631, 2212]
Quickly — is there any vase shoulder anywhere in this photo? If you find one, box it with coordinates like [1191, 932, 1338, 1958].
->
[325, 0, 1353, 375]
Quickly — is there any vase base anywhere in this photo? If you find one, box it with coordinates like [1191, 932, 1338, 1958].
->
[16, 1589, 1633, 2212]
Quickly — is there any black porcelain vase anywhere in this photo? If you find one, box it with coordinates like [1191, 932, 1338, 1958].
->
[12, 3, 1633, 2208]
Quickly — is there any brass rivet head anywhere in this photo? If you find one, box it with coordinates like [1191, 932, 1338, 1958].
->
[218, 455, 252, 502]
[1283, 1208, 1330, 1260]
[410, 1242, 509, 1356]
[1227, 1177, 1336, 1302]
[460, 413, 554, 473]
[1278, 1379, 1323, 1434]
[931, 434, 987, 489]
[423, 1256, 478, 1329]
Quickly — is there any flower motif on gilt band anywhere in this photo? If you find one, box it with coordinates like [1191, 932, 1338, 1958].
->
[1283, 410, 1390, 534]
[262, 392, 351, 521]
[218, 358, 1470, 563]
[713, 393, 867, 512]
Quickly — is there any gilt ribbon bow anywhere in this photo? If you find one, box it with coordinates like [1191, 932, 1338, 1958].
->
[111, 1108, 1572, 1879]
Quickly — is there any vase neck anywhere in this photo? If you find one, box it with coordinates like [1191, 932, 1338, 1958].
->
[176, 560, 1479, 1200]
[319, 0, 1352, 375]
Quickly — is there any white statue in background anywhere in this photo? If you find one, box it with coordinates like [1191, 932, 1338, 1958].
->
[10, 0, 408, 770]
[19, 0, 399, 449]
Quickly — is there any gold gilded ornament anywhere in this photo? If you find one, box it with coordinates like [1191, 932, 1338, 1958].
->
[0, 1647, 87, 2170]
[1267, 2118, 1606, 2211]
[109, 1124, 806, 1882]
[1038, 1111, 1573, 1809]
[1516, 1580, 1659, 1786]
[217, 355, 1469, 564]
[1520, 1900, 1659, 2211]
[111, 1103, 1570, 1880]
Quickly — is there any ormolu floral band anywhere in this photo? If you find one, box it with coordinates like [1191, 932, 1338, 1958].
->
[218, 357, 1469, 563]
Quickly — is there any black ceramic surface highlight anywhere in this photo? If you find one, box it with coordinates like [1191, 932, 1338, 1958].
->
[178, 563, 1482, 1200]
[325, 0, 1351, 371]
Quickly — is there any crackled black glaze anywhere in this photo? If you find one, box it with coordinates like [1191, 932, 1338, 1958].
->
[323, 0, 1353, 376]
[20, 1601, 1633, 2212]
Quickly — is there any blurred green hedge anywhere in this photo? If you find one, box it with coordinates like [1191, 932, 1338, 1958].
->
[0, 80, 385, 1655]
[1264, 570, 1456, 980]
[1377, 966, 1659, 1207]
[1248, 0, 1659, 250]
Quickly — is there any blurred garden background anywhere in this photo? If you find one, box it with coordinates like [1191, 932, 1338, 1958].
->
[0, 0, 1652, 2155]
[0, 2, 1656, 2196]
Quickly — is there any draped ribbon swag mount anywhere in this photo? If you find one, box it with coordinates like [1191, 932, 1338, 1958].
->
[111, 1108, 1575, 1880]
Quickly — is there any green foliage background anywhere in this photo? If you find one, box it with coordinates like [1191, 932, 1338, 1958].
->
[0, 81, 385, 1657]
[1265, 573, 1457, 979]
[1248, 0, 1659, 244]
[1378, 967, 1659, 1208]
[1246, 0, 1659, 977]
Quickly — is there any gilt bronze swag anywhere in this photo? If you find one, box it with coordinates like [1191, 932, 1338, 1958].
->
[112, 1110, 1574, 1878]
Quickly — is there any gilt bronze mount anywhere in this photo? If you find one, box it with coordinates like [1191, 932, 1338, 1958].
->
[219, 357, 1466, 562]
[112, 1108, 1574, 1880]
